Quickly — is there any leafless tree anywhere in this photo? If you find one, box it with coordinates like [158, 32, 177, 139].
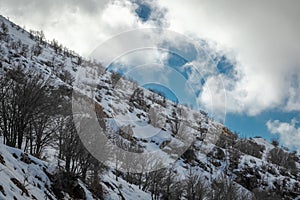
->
[148, 106, 164, 128]
[0, 68, 51, 149]
[185, 169, 209, 200]
[209, 175, 240, 200]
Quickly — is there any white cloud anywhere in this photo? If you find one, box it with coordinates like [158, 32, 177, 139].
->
[0, 0, 160, 56]
[1, 0, 300, 116]
[101, 1, 139, 31]
[266, 119, 300, 152]
[159, 0, 300, 115]
[198, 75, 227, 120]
[0, 0, 110, 56]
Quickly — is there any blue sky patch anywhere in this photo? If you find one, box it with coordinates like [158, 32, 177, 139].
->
[217, 55, 234, 75]
[135, 3, 151, 22]
[225, 110, 300, 146]
[166, 52, 188, 68]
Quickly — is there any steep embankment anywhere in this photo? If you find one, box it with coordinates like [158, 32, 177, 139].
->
[0, 14, 300, 199]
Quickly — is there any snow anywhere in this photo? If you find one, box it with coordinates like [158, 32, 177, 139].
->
[0, 143, 56, 200]
[101, 172, 151, 200]
[1, 14, 300, 200]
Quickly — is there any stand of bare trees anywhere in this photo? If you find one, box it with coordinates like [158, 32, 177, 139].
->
[0, 67, 52, 149]
[0, 67, 106, 198]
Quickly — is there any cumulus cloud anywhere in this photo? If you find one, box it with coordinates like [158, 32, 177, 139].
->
[266, 119, 300, 152]
[1, 0, 300, 117]
[0, 0, 167, 56]
[160, 0, 300, 116]
[0, 0, 110, 55]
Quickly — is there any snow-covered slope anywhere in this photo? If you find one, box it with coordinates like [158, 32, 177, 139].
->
[0, 142, 96, 200]
[1, 14, 300, 200]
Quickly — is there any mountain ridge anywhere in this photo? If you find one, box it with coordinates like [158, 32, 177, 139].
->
[0, 15, 300, 200]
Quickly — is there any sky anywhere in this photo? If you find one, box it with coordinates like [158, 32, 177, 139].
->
[1, 0, 300, 151]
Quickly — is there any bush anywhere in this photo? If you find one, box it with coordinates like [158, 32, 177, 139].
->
[209, 175, 240, 200]
[252, 188, 281, 200]
[208, 147, 226, 161]
[267, 148, 297, 170]
[1, 22, 8, 35]
[216, 133, 236, 148]
[234, 140, 265, 159]
[111, 71, 122, 86]
[271, 139, 279, 147]
[182, 149, 196, 163]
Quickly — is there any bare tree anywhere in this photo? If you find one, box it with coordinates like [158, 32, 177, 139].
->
[0, 68, 51, 149]
[160, 168, 183, 200]
[60, 116, 82, 174]
[25, 115, 59, 158]
[209, 175, 240, 200]
[0, 21, 9, 40]
[185, 169, 209, 200]
[148, 106, 164, 128]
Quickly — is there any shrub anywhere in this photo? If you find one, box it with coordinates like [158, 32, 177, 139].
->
[234, 139, 265, 159]
[267, 148, 297, 170]
[111, 71, 122, 86]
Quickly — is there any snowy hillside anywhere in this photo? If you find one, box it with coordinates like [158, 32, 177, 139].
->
[0, 142, 95, 200]
[0, 15, 300, 200]
[0, 140, 152, 200]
